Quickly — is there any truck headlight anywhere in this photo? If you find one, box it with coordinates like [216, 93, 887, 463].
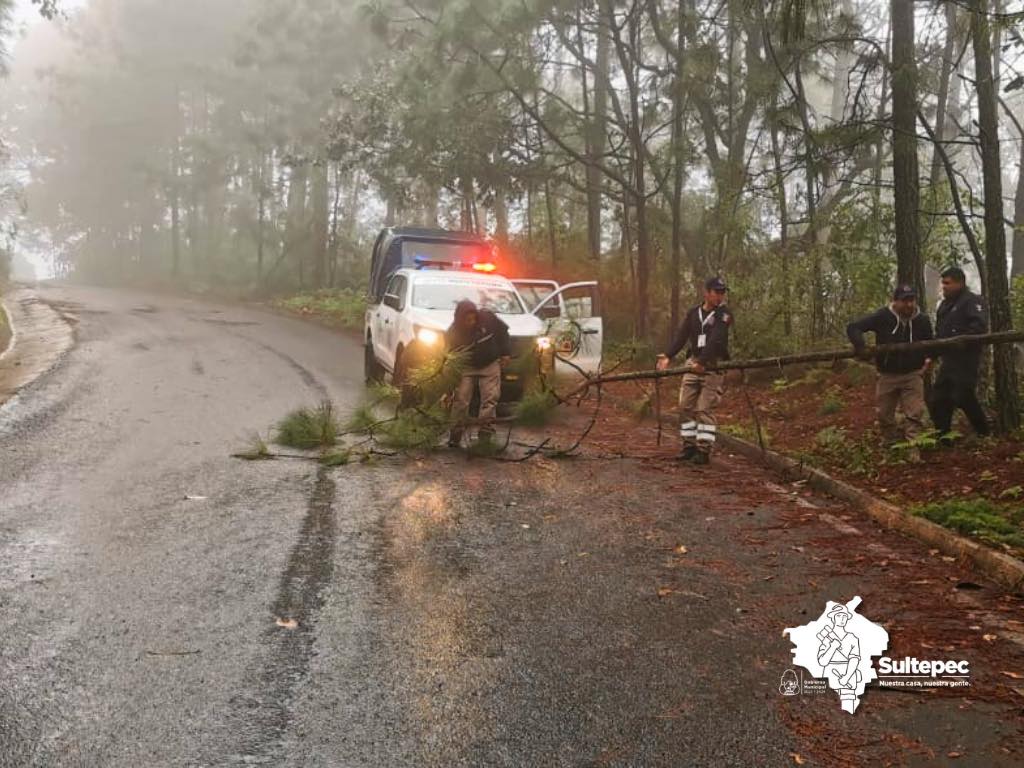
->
[536, 336, 553, 351]
[416, 327, 441, 346]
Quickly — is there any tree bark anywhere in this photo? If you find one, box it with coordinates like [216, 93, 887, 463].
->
[891, 0, 924, 300]
[669, 0, 687, 333]
[170, 142, 181, 279]
[929, 2, 959, 189]
[494, 184, 509, 243]
[256, 153, 266, 286]
[611, 5, 651, 338]
[1012, 135, 1024, 278]
[310, 160, 330, 289]
[971, 0, 1021, 432]
[545, 178, 558, 265]
[284, 162, 309, 290]
[568, 332, 1024, 396]
[585, 1, 611, 262]
[769, 104, 791, 337]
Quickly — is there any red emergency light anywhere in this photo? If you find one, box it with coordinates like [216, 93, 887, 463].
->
[472, 262, 498, 273]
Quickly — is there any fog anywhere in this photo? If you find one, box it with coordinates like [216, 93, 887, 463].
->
[0, 0, 1022, 347]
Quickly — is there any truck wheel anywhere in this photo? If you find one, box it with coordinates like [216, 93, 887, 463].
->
[392, 348, 421, 409]
[364, 340, 383, 385]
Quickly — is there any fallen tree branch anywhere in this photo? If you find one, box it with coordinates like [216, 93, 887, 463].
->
[566, 331, 1024, 397]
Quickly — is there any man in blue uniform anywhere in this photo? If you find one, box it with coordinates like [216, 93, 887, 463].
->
[928, 267, 990, 440]
[657, 277, 733, 464]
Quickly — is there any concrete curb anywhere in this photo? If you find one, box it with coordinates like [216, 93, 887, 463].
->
[717, 431, 1024, 594]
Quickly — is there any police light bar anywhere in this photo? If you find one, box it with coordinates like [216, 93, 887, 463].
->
[413, 254, 500, 273]
[414, 255, 458, 269]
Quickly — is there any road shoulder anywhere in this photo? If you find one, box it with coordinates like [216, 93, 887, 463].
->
[0, 285, 76, 408]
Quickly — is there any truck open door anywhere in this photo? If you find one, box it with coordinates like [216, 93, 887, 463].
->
[522, 281, 603, 378]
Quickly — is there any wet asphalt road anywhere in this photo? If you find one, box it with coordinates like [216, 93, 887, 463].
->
[1, 285, 1022, 768]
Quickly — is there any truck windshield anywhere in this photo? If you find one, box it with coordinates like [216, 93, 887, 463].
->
[412, 283, 525, 315]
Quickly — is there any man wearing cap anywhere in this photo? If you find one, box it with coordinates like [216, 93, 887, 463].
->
[929, 267, 990, 440]
[846, 285, 934, 456]
[657, 277, 733, 464]
[445, 299, 512, 447]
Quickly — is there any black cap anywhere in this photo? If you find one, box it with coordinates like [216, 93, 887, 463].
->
[893, 284, 916, 300]
[705, 276, 728, 292]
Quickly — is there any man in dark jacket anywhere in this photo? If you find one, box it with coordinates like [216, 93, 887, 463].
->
[847, 284, 934, 451]
[445, 299, 511, 447]
[657, 277, 733, 464]
[929, 267, 990, 438]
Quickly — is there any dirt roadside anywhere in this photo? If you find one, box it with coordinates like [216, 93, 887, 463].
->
[0, 285, 76, 409]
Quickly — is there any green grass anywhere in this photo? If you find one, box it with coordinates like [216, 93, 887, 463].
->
[604, 339, 656, 369]
[513, 387, 559, 427]
[345, 404, 383, 433]
[773, 366, 834, 392]
[812, 426, 880, 476]
[319, 449, 353, 467]
[912, 499, 1024, 552]
[819, 387, 845, 415]
[722, 422, 772, 447]
[376, 406, 449, 449]
[275, 401, 340, 449]
[235, 432, 273, 461]
[627, 394, 653, 419]
[842, 361, 875, 386]
[275, 289, 366, 330]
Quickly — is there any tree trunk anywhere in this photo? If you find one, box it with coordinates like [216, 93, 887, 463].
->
[891, 0, 924, 300]
[669, 0, 687, 334]
[460, 175, 475, 232]
[256, 152, 266, 286]
[170, 145, 181, 279]
[585, 1, 611, 262]
[972, 0, 1021, 432]
[285, 162, 309, 290]
[494, 185, 509, 243]
[612, 6, 650, 338]
[929, 2, 959, 190]
[769, 108, 792, 337]
[328, 164, 343, 288]
[830, 0, 854, 124]
[1013, 134, 1024, 278]
[310, 161, 329, 289]
[792, 61, 824, 339]
[545, 178, 558, 265]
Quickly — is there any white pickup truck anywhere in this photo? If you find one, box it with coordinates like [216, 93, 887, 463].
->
[363, 228, 602, 402]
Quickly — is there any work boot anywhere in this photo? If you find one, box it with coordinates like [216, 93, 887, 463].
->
[677, 444, 698, 462]
[691, 451, 711, 466]
[447, 430, 464, 448]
